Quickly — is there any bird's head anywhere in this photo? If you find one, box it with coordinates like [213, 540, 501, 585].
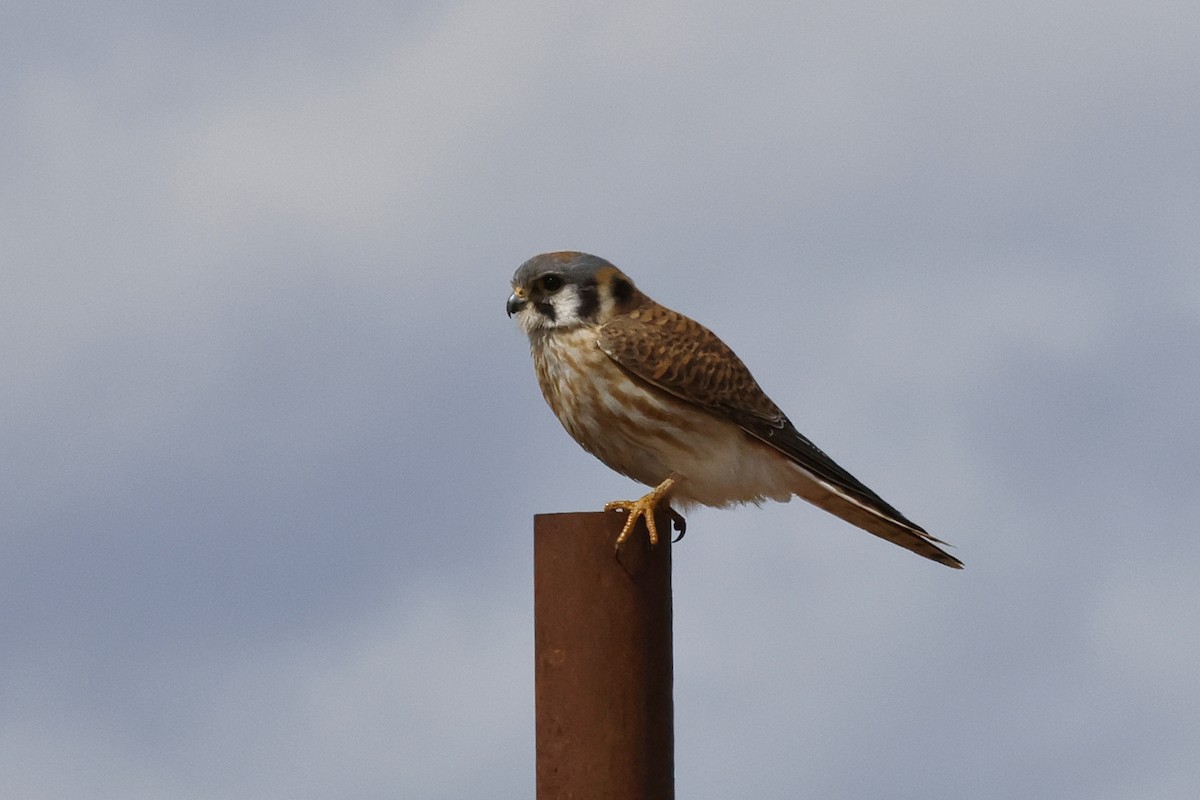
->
[507, 251, 643, 334]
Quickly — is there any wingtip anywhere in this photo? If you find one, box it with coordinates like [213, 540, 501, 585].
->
[911, 532, 963, 569]
[922, 540, 964, 569]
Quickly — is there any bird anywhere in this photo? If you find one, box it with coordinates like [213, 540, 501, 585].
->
[506, 251, 962, 568]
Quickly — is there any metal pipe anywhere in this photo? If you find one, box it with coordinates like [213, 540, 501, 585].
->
[534, 510, 675, 799]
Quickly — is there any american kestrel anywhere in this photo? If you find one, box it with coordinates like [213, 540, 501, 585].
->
[507, 252, 962, 568]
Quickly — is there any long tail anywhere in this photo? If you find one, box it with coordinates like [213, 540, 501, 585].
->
[790, 465, 963, 569]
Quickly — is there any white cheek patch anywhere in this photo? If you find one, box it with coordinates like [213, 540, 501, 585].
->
[527, 285, 583, 329]
[514, 285, 586, 332]
[549, 285, 582, 325]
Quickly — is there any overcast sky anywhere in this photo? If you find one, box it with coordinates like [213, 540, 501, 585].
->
[3, 2, 1198, 798]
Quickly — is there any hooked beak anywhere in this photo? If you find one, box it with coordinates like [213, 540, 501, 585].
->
[506, 292, 527, 317]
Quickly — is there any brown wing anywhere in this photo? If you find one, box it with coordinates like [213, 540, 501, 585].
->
[597, 303, 962, 568]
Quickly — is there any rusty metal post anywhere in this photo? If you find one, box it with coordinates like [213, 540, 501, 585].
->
[534, 510, 675, 800]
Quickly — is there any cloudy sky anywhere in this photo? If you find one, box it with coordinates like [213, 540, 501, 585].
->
[3, 2, 1198, 798]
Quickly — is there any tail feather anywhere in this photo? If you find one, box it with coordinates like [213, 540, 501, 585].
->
[790, 467, 963, 569]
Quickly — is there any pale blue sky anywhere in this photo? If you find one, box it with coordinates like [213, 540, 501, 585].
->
[3, 2, 1198, 798]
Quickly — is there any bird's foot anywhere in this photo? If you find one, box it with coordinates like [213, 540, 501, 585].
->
[605, 475, 680, 549]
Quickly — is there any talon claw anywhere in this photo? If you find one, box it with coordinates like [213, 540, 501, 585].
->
[670, 510, 687, 543]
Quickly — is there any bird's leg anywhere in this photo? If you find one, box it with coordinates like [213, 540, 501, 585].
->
[605, 475, 679, 549]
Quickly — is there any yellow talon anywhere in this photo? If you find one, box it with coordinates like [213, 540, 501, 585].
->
[605, 475, 678, 549]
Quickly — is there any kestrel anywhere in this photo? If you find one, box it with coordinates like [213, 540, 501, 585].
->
[507, 252, 962, 568]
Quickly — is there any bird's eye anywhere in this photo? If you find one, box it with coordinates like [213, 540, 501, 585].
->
[540, 274, 564, 293]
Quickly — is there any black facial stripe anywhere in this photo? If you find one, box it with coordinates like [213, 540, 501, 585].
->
[535, 299, 556, 321]
[611, 276, 634, 305]
[576, 283, 599, 319]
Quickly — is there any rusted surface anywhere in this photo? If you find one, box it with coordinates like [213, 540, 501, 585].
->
[534, 510, 675, 800]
